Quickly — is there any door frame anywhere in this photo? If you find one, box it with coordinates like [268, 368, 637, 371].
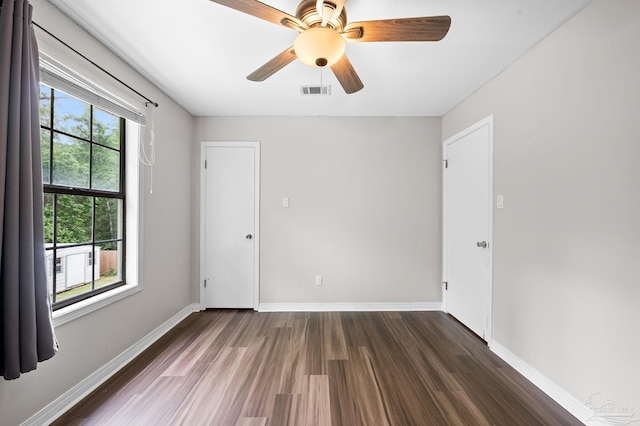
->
[199, 141, 261, 310]
[442, 115, 494, 342]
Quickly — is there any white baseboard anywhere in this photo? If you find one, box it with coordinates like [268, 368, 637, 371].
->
[258, 302, 442, 312]
[490, 340, 592, 424]
[23, 303, 201, 426]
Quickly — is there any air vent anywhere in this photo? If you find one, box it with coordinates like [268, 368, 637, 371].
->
[300, 85, 331, 96]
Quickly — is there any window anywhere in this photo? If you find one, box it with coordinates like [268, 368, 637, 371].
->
[40, 84, 126, 310]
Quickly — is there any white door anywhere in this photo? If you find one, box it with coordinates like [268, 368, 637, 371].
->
[443, 116, 493, 341]
[202, 142, 260, 309]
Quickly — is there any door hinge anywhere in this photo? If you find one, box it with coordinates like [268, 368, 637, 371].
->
[443, 159, 448, 168]
[443, 281, 448, 290]
[204, 279, 207, 288]
[204, 160, 207, 169]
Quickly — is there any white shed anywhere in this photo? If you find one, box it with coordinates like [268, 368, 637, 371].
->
[46, 245, 101, 293]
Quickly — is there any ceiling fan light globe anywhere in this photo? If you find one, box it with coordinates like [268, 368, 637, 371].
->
[294, 27, 346, 68]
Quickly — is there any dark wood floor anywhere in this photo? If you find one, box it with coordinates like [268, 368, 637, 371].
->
[52, 310, 581, 425]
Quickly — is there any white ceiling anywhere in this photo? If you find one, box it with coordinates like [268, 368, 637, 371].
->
[48, 0, 590, 117]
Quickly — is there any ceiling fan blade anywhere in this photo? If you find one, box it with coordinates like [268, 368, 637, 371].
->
[344, 16, 451, 42]
[247, 47, 297, 81]
[330, 55, 363, 94]
[209, 0, 303, 28]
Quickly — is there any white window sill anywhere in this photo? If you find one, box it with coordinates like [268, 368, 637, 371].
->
[53, 283, 141, 327]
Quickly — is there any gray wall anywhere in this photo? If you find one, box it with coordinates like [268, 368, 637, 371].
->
[193, 117, 443, 304]
[0, 2, 194, 425]
[443, 0, 640, 414]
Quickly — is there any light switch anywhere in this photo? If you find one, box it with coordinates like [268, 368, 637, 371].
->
[282, 197, 289, 208]
[315, 275, 322, 286]
[497, 195, 504, 209]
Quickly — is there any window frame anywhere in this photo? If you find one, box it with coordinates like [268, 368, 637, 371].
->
[40, 84, 129, 311]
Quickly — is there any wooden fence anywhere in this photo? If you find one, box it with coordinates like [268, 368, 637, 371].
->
[100, 251, 118, 276]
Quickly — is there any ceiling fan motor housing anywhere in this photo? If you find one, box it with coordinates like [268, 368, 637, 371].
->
[296, 0, 347, 31]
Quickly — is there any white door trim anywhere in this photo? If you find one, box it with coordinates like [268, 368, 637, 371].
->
[199, 141, 260, 310]
[442, 115, 494, 343]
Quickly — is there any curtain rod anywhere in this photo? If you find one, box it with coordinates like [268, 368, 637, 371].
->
[32, 21, 159, 108]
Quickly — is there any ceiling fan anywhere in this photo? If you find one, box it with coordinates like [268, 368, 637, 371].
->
[208, 0, 451, 94]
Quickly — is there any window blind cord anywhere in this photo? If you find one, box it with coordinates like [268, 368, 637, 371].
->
[139, 103, 156, 193]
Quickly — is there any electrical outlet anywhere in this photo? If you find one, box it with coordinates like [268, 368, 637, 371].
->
[315, 275, 322, 286]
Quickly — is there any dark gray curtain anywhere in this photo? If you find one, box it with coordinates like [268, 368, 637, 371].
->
[0, 0, 57, 380]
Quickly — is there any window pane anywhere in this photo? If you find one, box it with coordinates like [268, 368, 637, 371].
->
[40, 85, 51, 127]
[53, 90, 90, 139]
[92, 145, 120, 191]
[96, 242, 121, 289]
[54, 245, 95, 302]
[93, 108, 121, 149]
[41, 129, 51, 184]
[44, 193, 54, 244]
[56, 195, 92, 245]
[95, 198, 121, 242]
[52, 132, 90, 188]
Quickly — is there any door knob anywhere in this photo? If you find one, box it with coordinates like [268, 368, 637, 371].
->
[246, 234, 253, 240]
[476, 241, 488, 248]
